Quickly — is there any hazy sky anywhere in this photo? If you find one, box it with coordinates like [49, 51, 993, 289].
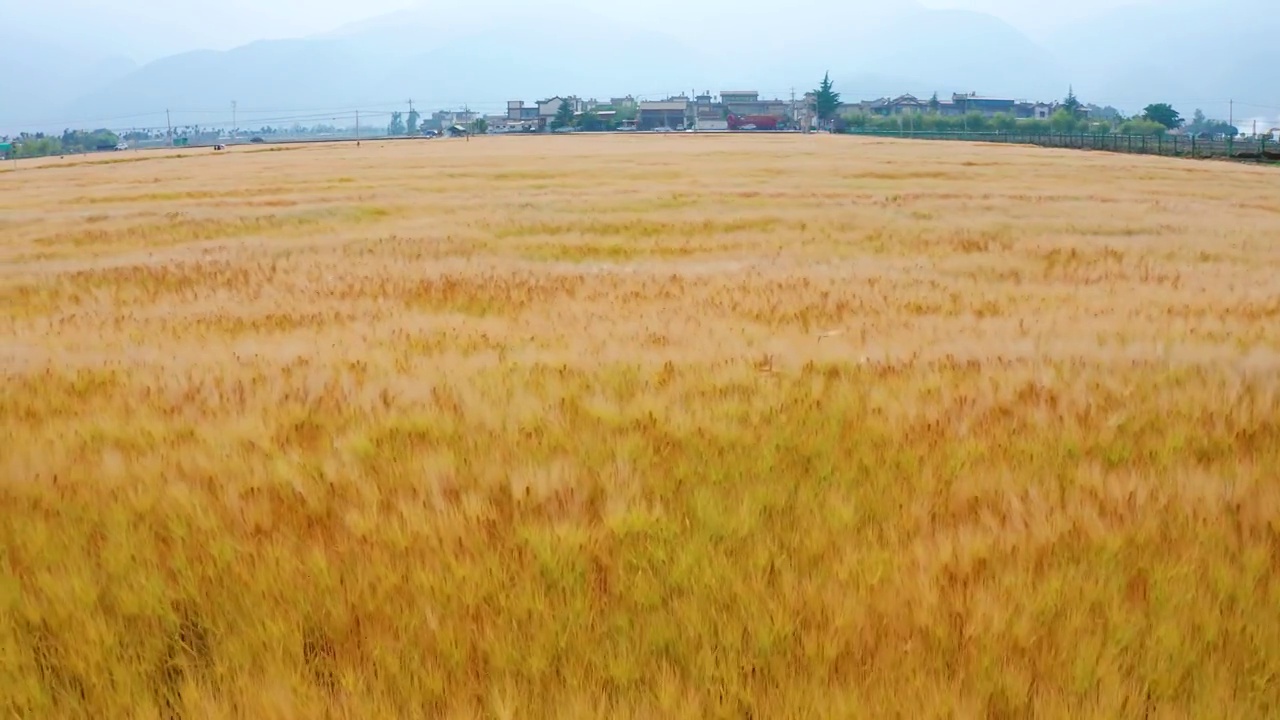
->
[20, 0, 1154, 59]
[7, 0, 1275, 133]
[921, 0, 1150, 34]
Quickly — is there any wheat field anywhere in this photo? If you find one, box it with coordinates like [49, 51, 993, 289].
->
[2, 135, 1279, 718]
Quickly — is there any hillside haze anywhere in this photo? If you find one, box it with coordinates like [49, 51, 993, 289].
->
[2, 0, 1277, 133]
[1043, 0, 1280, 125]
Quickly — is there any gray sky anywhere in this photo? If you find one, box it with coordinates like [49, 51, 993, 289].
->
[921, 0, 1150, 34]
[8, 0, 1275, 132]
[20, 0, 1154, 59]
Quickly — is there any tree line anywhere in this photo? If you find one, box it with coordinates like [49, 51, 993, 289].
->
[548, 100, 638, 131]
[839, 100, 1233, 138]
[2, 129, 122, 158]
[809, 75, 1243, 139]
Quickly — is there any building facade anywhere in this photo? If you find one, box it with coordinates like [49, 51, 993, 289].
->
[637, 100, 690, 130]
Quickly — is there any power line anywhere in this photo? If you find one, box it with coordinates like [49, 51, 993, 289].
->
[1, 100, 425, 131]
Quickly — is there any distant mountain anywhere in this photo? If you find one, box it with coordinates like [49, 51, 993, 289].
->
[0, 30, 137, 131]
[8, 0, 1277, 134]
[1044, 0, 1280, 122]
[47, 3, 1062, 131]
[60, 39, 385, 129]
[57, 6, 727, 130]
[1, 4, 218, 66]
[399, 21, 719, 105]
[850, 9, 1070, 100]
[316, 4, 491, 49]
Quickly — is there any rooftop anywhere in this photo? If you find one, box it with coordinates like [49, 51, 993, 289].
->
[639, 101, 689, 111]
[954, 93, 1017, 101]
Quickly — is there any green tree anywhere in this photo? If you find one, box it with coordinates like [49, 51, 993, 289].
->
[1118, 118, 1168, 136]
[1189, 108, 1207, 132]
[14, 136, 63, 158]
[842, 112, 870, 130]
[58, 128, 120, 152]
[1142, 103, 1183, 130]
[991, 112, 1017, 132]
[577, 110, 606, 132]
[811, 72, 841, 128]
[1049, 109, 1080, 133]
[963, 112, 989, 132]
[1087, 104, 1124, 122]
[1021, 118, 1051, 134]
[928, 91, 940, 114]
[407, 109, 421, 136]
[1209, 120, 1239, 138]
[551, 100, 574, 130]
[388, 111, 406, 136]
[470, 117, 489, 134]
[1061, 85, 1082, 117]
[1186, 109, 1237, 138]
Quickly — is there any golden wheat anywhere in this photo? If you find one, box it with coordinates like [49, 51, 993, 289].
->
[2, 135, 1279, 719]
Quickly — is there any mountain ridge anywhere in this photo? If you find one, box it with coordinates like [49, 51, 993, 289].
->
[4, 2, 1278, 133]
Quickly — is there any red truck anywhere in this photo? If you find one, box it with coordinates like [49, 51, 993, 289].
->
[727, 113, 781, 131]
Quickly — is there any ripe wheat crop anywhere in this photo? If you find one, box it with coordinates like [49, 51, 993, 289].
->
[2, 135, 1279, 719]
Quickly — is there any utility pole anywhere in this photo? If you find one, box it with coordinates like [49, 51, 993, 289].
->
[231, 100, 237, 140]
[356, 110, 360, 145]
[166, 109, 172, 145]
[1229, 99, 1233, 131]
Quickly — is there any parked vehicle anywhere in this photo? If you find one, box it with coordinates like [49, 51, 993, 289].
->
[727, 114, 781, 131]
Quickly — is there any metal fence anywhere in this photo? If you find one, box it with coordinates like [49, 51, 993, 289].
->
[843, 129, 1280, 162]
